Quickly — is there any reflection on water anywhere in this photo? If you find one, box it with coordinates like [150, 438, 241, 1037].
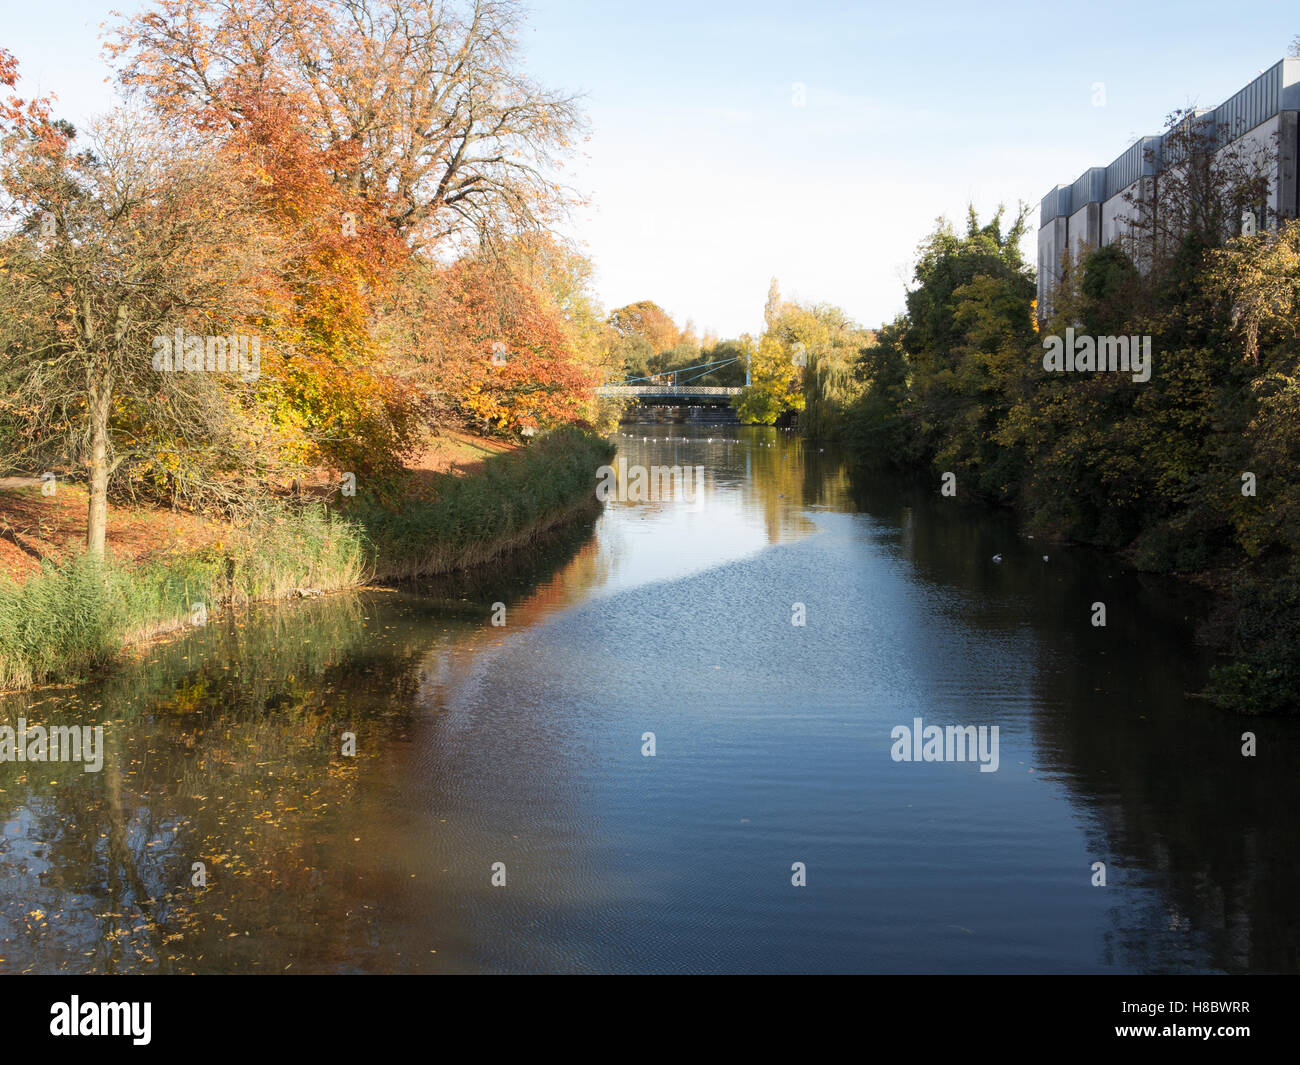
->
[1, 425, 1297, 973]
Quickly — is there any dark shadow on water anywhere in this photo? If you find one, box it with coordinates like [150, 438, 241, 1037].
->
[844, 458, 1300, 973]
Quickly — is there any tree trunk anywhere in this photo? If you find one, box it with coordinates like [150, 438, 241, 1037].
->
[86, 379, 111, 557]
[85, 305, 127, 558]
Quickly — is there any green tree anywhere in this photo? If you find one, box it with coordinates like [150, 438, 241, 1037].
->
[846, 318, 911, 462]
[902, 205, 1035, 465]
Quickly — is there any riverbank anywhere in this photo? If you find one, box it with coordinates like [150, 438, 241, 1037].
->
[0, 426, 614, 691]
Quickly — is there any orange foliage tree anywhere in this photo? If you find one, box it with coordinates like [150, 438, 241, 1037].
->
[217, 92, 426, 492]
[108, 0, 586, 252]
[108, 1, 600, 466]
[0, 47, 54, 139]
[380, 245, 602, 436]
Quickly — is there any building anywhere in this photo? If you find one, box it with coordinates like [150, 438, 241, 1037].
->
[1037, 58, 1300, 317]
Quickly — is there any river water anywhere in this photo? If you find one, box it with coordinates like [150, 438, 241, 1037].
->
[2, 425, 1297, 973]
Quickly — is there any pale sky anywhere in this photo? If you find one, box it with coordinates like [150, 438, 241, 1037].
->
[6, 0, 1298, 336]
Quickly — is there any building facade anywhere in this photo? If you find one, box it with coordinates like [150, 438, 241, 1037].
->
[1037, 58, 1300, 317]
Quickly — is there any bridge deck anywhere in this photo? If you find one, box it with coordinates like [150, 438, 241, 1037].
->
[597, 385, 743, 398]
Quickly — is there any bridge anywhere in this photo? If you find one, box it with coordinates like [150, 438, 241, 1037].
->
[597, 355, 746, 423]
[596, 384, 742, 401]
[596, 355, 746, 405]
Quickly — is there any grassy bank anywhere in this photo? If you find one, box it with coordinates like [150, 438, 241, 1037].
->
[357, 425, 614, 580]
[0, 426, 613, 691]
[0, 507, 367, 691]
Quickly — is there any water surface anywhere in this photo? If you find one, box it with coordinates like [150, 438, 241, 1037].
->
[2, 426, 1297, 973]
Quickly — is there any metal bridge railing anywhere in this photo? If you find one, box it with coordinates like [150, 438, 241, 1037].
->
[597, 385, 743, 397]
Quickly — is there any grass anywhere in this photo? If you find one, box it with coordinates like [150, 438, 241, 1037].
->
[0, 506, 367, 691]
[356, 425, 615, 580]
[0, 426, 613, 690]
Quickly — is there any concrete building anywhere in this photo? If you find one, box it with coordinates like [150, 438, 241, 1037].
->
[1037, 58, 1300, 318]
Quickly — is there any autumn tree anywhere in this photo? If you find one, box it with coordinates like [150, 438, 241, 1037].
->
[498, 231, 618, 383]
[0, 112, 278, 554]
[739, 290, 866, 428]
[1205, 219, 1300, 555]
[763, 277, 784, 330]
[607, 300, 681, 359]
[0, 46, 53, 138]
[376, 237, 603, 436]
[1207, 218, 1300, 366]
[218, 91, 425, 492]
[735, 333, 802, 424]
[109, 0, 587, 251]
[108, 0, 598, 459]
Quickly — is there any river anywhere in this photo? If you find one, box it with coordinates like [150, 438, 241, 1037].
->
[2, 425, 1297, 973]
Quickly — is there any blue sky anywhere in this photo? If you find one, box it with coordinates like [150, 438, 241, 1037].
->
[5, 0, 1298, 336]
